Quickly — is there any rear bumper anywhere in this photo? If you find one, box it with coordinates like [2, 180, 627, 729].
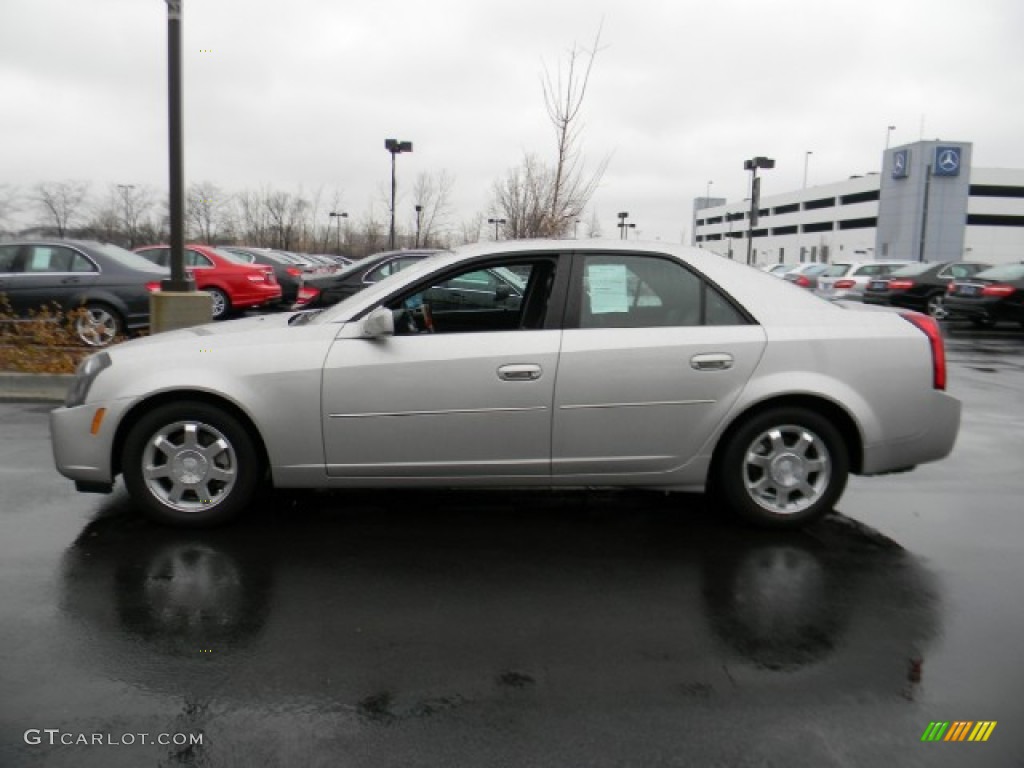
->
[231, 285, 284, 309]
[861, 390, 961, 475]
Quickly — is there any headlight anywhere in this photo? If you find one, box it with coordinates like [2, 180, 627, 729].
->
[65, 352, 112, 408]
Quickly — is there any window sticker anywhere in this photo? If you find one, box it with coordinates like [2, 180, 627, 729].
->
[587, 263, 629, 314]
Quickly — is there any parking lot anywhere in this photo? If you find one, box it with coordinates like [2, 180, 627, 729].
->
[1, 322, 1022, 768]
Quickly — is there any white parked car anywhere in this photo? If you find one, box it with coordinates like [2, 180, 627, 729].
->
[51, 241, 960, 529]
[815, 261, 914, 301]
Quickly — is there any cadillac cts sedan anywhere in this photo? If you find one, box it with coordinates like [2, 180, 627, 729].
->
[51, 241, 960, 529]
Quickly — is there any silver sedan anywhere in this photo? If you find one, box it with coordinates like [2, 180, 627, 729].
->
[51, 240, 961, 529]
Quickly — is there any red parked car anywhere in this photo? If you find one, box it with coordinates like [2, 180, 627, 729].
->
[135, 245, 282, 319]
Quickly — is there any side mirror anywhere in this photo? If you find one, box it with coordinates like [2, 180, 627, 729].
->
[361, 306, 394, 338]
[494, 284, 512, 302]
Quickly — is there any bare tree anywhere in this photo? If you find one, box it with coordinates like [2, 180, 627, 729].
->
[186, 181, 229, 244]
[457, 213, 485, 245]
[0, 184, 21, 233]
[115, 184, 154, 249]
[539, 24, 608, 237]
[491, 27, 608, 239]
[493, 154, 553, 239]
[411, 171, 455, 248]
[33, 180, 91, 237]
[86, 187, 122, 244]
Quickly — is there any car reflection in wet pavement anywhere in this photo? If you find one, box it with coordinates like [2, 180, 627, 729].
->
[40, 493, 940, 767]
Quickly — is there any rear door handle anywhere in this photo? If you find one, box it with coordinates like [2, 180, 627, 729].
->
[690, 353, 734, 371]
[497, 364, 542, 381]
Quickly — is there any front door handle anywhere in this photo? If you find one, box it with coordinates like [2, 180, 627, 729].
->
[690, 353, 734, 371]
[497, 364, 542, 381]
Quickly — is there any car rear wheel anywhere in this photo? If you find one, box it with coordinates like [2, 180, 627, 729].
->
[715, 407, 848, 528]
[926, 294, 948, 320]
[207, 288, 230, 319]
[121, 401, 261, 527]
[76, 303, 122, 347]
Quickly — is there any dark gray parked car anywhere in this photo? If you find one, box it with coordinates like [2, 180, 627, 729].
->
[0, 239, 166, 346]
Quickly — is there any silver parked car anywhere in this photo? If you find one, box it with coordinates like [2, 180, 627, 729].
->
[51, 241, 960, 529]
[815, 260, 913, 301]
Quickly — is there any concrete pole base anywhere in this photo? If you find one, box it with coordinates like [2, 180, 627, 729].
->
[150, 291, 213, 334]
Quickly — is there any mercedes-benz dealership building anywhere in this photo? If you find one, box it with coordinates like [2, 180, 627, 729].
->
[692, 140, 1024, 266]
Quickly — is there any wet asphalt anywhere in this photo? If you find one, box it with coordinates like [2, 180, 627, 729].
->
[1, 323, 1023, 768]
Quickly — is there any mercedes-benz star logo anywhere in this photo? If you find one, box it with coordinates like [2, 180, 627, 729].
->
[937, 149, 959, 173]
[894, 153, 906, 172]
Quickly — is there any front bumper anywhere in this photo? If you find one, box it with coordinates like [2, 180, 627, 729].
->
[50, 398, 135, 487]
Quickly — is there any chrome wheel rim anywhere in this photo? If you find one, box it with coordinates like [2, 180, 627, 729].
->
[927, 295, 948, 320]
[742, 425, 831, 515]
[141, 420, 238, 513]
[210, 291, 227, 318]
[76, 307, 118, 347]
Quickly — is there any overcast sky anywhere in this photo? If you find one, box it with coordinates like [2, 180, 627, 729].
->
[2, 0, 1022, 242]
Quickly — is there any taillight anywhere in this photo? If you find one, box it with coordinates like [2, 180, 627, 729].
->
[246, 274, 264, 283]
[295, 286, 319, 306]
[900, 312, 946, 390]
[286, 267, 302, 277]
[981, 283, 1015, 297]
[796, 275, 811, 287]
[946, 281, 956, 294]
[833, 279, 857, 289]
[888, 279, 914, 291]
[145, 282, 161, 292]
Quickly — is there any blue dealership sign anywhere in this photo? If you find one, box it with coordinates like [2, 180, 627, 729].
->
[934, 146, 962, 177]
[892, 149, 909, 179]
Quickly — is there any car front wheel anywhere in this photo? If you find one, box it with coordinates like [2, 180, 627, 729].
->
[715, 407, 849, 528]
[121, 401, 261, 527]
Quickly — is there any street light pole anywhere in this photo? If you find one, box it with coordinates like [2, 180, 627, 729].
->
[163, 0, 192, 293]
[415, 205, 423, 247]
[803, 151, 813, 189]
[886, 124, 896, 149]
[705, 180, 713, 206]
[617, 211, 629, 240]
[743, 156, 775, 266]
[329, 211, 347, 254]
[487, 217, 506, 241]
[385, 138, 412, 250]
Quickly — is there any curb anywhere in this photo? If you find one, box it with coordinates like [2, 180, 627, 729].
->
[0, 372, 72, 402]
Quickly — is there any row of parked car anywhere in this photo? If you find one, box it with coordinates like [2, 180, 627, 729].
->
[0, 240, 355, 346]
[764, 259, 1024, 327]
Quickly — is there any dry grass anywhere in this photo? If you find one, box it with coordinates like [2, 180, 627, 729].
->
[0, 295, 95, 374]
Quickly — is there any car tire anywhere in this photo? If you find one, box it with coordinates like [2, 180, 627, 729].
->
[715, 407, 848, 529]
[75, 303, 123, 347]
[207, 288, 231, 320]
[926, 293, 949, 321]
[121, 401, 261, 527]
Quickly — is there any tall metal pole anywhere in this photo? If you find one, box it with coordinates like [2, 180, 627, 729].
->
[886, 125, 896, 150]
[163, 0, 192, 291]
[389, 151, 397, 249]
[803, 151, 813, 189]
[918, 164, 932, 262]
[414, 205, 423, 247]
